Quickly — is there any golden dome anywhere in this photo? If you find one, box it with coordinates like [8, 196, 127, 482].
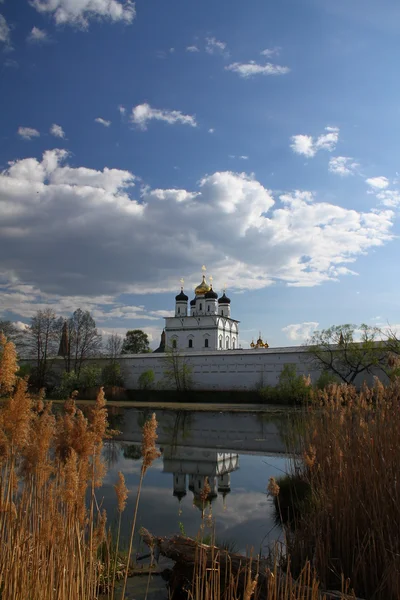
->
[195, 275, 211, 296]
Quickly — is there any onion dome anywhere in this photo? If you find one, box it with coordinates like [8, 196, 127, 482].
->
[205, 287, 218, 300]
[218, 292, 231, 304]
[195, 275, 211, 296]
[175, 287, 188, 301]
[190, 298, 196, 306]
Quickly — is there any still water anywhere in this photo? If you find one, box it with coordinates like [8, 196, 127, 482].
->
[100, 407, 291, 555]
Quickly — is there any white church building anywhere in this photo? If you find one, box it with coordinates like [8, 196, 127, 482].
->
[164, 270, 239, 352]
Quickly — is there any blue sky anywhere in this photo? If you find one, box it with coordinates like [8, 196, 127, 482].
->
[0, 0, 400, 347]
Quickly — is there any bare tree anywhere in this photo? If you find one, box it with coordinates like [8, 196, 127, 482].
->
[163, 346, 193, 391]
[26, 309, 63, 388]
[0, 320, 27, 355]
[105, 333, 123, 362]
[67, 309, 102, 376]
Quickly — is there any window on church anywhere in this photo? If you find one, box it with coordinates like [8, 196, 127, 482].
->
[233, 339, 235, 349]
[219, 337, 222, 349]
[199, 303, 202, 310]
[172, 339, 177, 349]
[205, 338, 209, 348]
[221, 310, 224, 316]
[226, 337, 229, 349]
[177, 307, 180, 314]
[207, 305, 210, 311]
[188, 339, 193, 348]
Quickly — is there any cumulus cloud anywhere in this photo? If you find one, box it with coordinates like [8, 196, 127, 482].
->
[282, 322, 319, 342]
[366, 176, 389, 190]
[50, 123, 65, 138]
[291, 127, 339, 158]
[17, 127, 40, 140]
[29, 0, 136, 28]
[0, 14, 10, 47]
[329, 156, 358, 176]
[186, 45, 199, 52]
[225, 61, 289, 78]
[131, 103, 197, 130]
[205, 37, 227, 55]
[95, 117, 111, 127]
[0, 150, 395, 323]
[27, 26, 49, 43]
[208, 128, 215, 134]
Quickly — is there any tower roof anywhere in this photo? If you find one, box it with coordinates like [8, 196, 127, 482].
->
[218, 292, 231, 304]
[205, 287, 218, 299]
[195, 275, 211, 296]
[175, 287, 188, 301]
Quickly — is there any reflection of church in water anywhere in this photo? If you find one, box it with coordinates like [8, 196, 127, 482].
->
[162, 446, 239, 508]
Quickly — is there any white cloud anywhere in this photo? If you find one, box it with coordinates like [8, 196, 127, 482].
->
[131, 103, 197, 130]
[291, 126, 339, 158]
[0, 14, 10, 46]
[282, 322, 319, 342]
[95, 117, 111, 127]
[17, 127, 40, 140]
[186, 45, 199, 52]
[366, 176, 389, 190]
[225, 61, 289, 77]
[239, 155, 249, 160]
[29, 0, 136, 28]
[50, 123, 65, 138]
[260, 47, 280, 57]
[118, 105, 126, 116]
[27, 26, 49, 43]
[0, 150, 395, 323]
[205, 37, 227, 55]
[208, 128, 215, 134]
[329, 156, 358, 176]
[375, 189, 400, 207]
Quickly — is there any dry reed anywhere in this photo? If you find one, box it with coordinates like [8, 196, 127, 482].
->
[284, 379, 400, 599]
[0, 336, 116, 600]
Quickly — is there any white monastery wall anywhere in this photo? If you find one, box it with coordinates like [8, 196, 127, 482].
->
[113, 347, 374, 390]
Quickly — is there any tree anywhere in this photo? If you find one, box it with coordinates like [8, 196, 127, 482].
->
[306, 324, 387, 384]
[0, 320, 27, 356]
[121, 329, 150, 354]
[105, 333, 123, 362]
[163, 346, 193, 391]
[26, 309, 63, 388]
[66, 309, 102, 376]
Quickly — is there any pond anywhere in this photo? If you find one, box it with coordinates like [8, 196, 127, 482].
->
[100, 407, 292, 556]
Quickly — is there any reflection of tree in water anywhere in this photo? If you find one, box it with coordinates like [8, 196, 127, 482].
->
[103, 440, 120, 467]
[122, 443, 142, 460]
[163, 410, 193, 450]
[136, 409, 193, 450]
[107, 405, 125, 431]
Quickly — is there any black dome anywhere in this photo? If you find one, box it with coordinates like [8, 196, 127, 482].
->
[175, 290, 188, 301]
[218, 293, 231, 304]
[190, 298, 196, 306]
[205, 288, 218, 299]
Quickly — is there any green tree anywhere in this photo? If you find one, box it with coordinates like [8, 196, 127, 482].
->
[121, 329, 150, 354]
[307, 324, 387, 384]
[138, 369, 155, 390]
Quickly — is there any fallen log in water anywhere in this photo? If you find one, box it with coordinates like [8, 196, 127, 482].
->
[139, 527, 364, 600]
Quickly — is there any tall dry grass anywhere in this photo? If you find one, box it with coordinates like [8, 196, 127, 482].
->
[284, 378, 400, 600]
[0, 332, 113, 599]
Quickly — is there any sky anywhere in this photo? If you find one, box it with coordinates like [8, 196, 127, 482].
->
[1, 0, 400, 348]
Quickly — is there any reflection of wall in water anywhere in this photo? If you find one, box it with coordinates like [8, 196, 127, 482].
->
[163, 446, 239, 507]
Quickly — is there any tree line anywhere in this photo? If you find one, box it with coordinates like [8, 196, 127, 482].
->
[0, 309, 151, 389]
